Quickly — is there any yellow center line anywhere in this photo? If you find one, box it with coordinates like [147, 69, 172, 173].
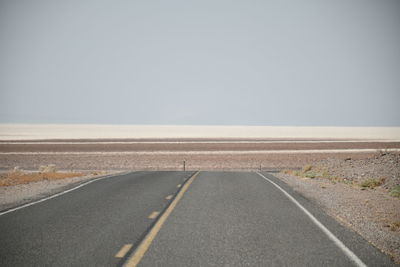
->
[115, 244, 133, 258]
[123, 171, 200, 267]
[165, 195, 173, 200]
[148, 211, 160, 219]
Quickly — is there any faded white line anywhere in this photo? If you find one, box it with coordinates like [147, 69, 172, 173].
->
[0, 172, 128, 216]
[115, 244, 133, 258]
[148, 211, 160, 219]
[257, 172, 367, 267]
[1, 148, 399, 155]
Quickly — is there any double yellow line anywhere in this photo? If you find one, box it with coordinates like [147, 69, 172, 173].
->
[123, 171, 200, 267]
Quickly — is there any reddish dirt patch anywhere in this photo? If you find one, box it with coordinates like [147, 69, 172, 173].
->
[0, 172, 85, 186]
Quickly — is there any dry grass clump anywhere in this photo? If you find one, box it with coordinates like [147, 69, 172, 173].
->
[283, 165, 331, 180]
[360, 178, 385, 189]
[302, 165, 313, 172]
[390, 185, 400, 198]
[283, 158, 399, 197]
[0, 166, 85, 186]
[384, 221, 400, 232]
[38, 164, 57, 173]
[390, 221, 400, 232]
[283, 165, 366, 186]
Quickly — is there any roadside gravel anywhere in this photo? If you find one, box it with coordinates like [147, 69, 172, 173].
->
[316, 152, 400, 190]
[275, 153, 400, 264]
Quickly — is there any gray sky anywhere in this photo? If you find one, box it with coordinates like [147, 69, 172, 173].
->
[1, 0, 399, 126]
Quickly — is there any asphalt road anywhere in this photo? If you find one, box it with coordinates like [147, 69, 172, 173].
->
[138, 172, 394, 267]
[0, 171, 395, 266]
[0, 171, 194, 266]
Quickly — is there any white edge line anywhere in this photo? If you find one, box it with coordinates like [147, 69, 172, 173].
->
[0, 172, 129, 216]
[256, 172, 367, 267]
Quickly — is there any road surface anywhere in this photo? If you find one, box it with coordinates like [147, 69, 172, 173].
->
[0, 171, 395, 266]
[0, 171, 193, 266]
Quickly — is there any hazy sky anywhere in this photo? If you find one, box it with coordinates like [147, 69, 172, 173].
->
[1, 0, 399, 126]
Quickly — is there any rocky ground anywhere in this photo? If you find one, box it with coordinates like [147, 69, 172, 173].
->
[276, 152, 400, 264]
[315, 152, 400, 190]
[0, 152, 384, 171]
[1, 140, 398, 171]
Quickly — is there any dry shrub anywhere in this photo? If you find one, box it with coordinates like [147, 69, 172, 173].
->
[360, 178, 385, 189]
[302, 165, 313, 172]
[389, 185, 400, 198]
[39, 164, 57, 173]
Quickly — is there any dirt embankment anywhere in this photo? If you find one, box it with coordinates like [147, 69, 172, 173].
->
[277, 152, 400, 264]
[0, 171, 86, 187]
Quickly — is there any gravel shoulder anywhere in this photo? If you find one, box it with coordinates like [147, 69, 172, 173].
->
[275, 154, 400, 264]
[0, 171, 120, 212]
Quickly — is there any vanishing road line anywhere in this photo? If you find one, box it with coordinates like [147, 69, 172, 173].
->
[148, 211, 160, 219]
[257, 172, 367, 267]
[165, 195, 173, 200]
[177, 184, 181, 188]
[0, 172, 126, 217]
[123, 171, 200, 267]
[115, 244, 133, 258]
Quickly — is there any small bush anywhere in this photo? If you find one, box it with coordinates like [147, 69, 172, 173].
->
[282, 166, 331, 180]
[389, 185, 400, 198]
[342, 179, 353, 185]
[360, 178, 384, 189]
[12, 166, 23, 173]
[321, 170, 330, 178]
[293, 170, 302, 176]
[389, 221, 400, 231]
[302, 165, 313, 172]
[39, 164, 57, 173]
[304, 172, 317, 178]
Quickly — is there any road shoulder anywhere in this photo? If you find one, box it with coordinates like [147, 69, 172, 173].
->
[0, 171, 121, 212]
[273, 171, 400, 265]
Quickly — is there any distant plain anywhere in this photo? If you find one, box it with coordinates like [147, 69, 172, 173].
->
[1, 125, 399, 171]
[1, 124, 400, 141]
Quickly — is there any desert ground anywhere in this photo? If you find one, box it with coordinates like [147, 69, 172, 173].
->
[0, 125, 399, 263]
[1, 139, 399, 171]
[1, 124, 399, 171]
